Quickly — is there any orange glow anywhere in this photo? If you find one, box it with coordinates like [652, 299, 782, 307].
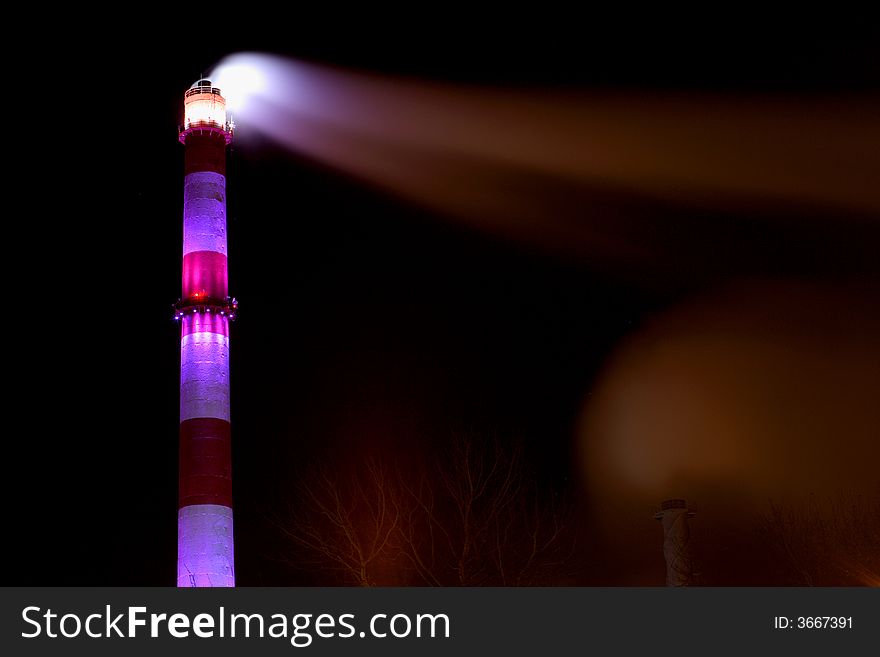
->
[576, 280, 880, 583]
[580, 281, 879, 505]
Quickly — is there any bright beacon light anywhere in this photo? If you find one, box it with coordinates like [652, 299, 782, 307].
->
[211, 59, 267, 112]
[184, 80, 227, 129]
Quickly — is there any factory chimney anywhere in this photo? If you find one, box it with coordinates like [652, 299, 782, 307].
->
[174, 79, 237, 587]
[654, 499, 696, 587]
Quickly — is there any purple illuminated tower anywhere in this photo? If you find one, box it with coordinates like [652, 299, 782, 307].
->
[174, 79, 237, 587]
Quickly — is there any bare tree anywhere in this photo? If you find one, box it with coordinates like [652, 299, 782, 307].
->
[402, 433, 576, 585]
[281, 433, 578, 586]
[278, 457, 402, 586]
[760, 491, 880, 586]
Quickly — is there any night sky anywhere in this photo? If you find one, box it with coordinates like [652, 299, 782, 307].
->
[7, 25, 879, 586]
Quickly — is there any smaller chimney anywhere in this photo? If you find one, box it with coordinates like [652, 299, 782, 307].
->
[654, 499, 695, 586]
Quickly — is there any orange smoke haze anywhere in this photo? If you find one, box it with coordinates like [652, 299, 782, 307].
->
[578, 279, 880, 582]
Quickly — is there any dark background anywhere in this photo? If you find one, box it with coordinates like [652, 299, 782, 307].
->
[6, 23, 878, 585]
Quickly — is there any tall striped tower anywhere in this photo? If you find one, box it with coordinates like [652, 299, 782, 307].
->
[174, 79, 237, 587]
